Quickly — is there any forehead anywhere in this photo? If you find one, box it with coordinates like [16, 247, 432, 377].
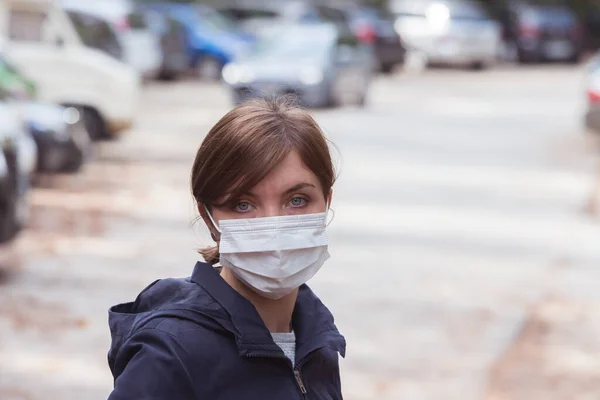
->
[251, 151, 322, 194]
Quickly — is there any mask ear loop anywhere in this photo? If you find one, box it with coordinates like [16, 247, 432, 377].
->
[203, 204, 222, 234]
[324, 188, 335, 227]
[324, 197, 335, 227]
[326, 207, 335, 227]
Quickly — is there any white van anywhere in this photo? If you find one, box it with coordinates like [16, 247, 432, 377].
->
[0, 0, 141, 139]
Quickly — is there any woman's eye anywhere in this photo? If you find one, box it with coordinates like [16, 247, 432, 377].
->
[289, 197, 307, 207]
[233, 201, 254, 212]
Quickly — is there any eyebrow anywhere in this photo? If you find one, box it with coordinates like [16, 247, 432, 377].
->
[242, 183, 317, 199]
[282, 183, 317, 195]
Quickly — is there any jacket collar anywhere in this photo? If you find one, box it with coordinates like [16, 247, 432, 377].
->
[191, 261, 346, 361]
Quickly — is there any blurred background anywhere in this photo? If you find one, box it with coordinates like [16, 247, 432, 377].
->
[1, 0, 600, 399]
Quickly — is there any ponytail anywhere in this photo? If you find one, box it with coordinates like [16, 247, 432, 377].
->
[199, 245, 220, 265]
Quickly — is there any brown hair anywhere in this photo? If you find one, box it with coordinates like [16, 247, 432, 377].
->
[191, 97, 336, 264]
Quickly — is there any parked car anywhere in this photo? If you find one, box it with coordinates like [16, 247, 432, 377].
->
[148, 2, 253, 81]
[222, 23, 373, 108]
[217, 1, 323, 36]
[0, 55, 91, 173]
[494, 2, 583, 63]
[583, 6, 600, 53]
[218, 1, 387, 72]
[1, 0, 141, 141]
[61, 0, 163, 79]
[315, 3, 406, 73]
[585, 53, 600, 133]
[389, 0, 502, 69]
[0, 101, 36, 244]
[140, 7, 190, 80]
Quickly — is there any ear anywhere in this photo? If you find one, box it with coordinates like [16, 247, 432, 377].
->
[198, 203, 219, 240]
[327, 189, 334, 208]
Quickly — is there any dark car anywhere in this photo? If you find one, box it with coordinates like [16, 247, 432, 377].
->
[319, 3, 406, 73]
[495, 2, 583, 63]
[0, 103, 34, 244]
[583, 6, 600, 53]
[142, 8, 191, 80]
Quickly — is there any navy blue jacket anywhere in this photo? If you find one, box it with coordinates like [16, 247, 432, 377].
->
[107, 261, 346, 399]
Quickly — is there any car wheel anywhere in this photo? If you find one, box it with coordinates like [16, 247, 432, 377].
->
[469, 61, 487, 71]
[61, 144, 86, 173]
[0, 201, 18, 244]
[64, 121, 92, 172]
[83, 108, 109, 141]
[502, 41, 519, 64]
[329, 79, 343, 108]
[0, 178, 18, 244]
[380, 63, 395, 74]
[567, 52, 582, 64]
[197, 56, 223, 81]
[357, 91, 367, 108]
[404, 50, 428, 72]
[331, 70, 367, 108]
[518, 48, 539, 64]
[157, 69, 177, 81]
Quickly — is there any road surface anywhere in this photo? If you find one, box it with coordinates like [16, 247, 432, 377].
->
[1, 65, 600, 400]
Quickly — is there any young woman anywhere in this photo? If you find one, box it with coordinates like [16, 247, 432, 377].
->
[107, 97, 345, 399]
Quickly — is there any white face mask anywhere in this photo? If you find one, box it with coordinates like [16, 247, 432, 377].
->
[205, 207, 330, 300]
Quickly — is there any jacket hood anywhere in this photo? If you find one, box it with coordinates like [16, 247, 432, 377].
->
[108, 262, 345, 371]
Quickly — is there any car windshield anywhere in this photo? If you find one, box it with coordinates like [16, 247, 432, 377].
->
[391, 0, 489, 20]
[195, 5, 239, 33]
[67, 11, 123, 60]
[528, 6, 576, 26]
[250, 28, 334, 60]
[449, 1, 488, 20]
[219, 7, 279, 21]
[128, 11, 148, 29]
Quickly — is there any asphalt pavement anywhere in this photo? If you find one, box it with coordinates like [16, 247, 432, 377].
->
[1, 65, 600, 400]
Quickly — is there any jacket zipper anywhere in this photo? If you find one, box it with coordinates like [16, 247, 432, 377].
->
[245, 352, 309, 397]
[294, 369, 307, 395]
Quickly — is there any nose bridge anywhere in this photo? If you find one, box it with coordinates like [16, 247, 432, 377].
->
[261, 202, 282, 218]
[253, 183, 283, 218]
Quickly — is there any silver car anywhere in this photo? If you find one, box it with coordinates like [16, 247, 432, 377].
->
[222, 23, 374, 108]
[391, 0, 501, 69]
